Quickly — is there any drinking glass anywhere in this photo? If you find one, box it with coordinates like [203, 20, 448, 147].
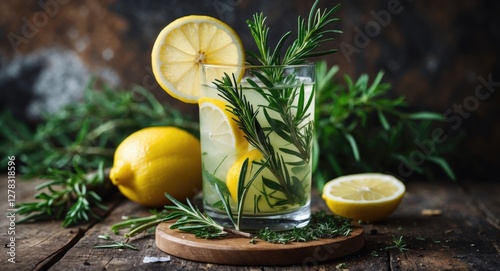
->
[199, 63, 315, 231]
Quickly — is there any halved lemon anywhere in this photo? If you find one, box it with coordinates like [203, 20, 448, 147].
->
[199, 97, 249, 181]
[152, 15, 245, 103]
[322, 173, 406, 222]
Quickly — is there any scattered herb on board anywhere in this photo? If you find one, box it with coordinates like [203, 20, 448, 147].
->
[255, 210, 352, 244]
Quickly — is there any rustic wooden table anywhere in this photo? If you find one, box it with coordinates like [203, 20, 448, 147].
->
[1, 176, 498, 270]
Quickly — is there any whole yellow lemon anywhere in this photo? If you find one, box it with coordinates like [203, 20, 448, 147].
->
[110, 127, 201, 207]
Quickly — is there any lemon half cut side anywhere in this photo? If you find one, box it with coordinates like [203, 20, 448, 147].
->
[151, 15, 245, 103]
[322, 173, 406, 222]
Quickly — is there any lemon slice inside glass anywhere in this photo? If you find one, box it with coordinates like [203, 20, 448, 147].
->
[152, 15, 245, 103]
[322, 173, 406, 222]
[199, 97, 248, 181]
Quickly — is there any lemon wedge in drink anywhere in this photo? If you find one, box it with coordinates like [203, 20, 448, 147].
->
[152, 15, 245, 103]
[322, 173, 406, 222]
[226, 149, 263, 203]
[226, 149, 280, 213]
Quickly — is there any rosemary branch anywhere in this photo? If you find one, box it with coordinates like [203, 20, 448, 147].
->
[111, 193, 252, 239]
[216, 74, 309, 207]
[246, 0, 341, 66]
[164, 194, 251, 238]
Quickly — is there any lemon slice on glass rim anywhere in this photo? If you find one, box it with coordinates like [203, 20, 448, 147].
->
[151, 15, 245, 103]
[322, 173, 406, 222]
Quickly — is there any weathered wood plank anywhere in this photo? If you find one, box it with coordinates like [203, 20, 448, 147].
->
[0, 178, 83, 270]
[384, 181, 498, 271]
[0, 176, 120, 271]
[460, 180, 500, 229]
[49, 199, 167, 271]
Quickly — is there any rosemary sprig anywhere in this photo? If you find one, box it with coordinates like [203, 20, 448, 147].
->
[385, 235, 409, 252]
[162, 193, 227, 239]
[111, 205, 353, 247]
[163, 194, 251, 238]
[216, 74, 310, 208]
[94, 233, 138, 251]
[110, 209, 169, 237]
[111, 193, 251, 239]
[211, 0, 341, 224]
[16, 161, 108, 227]
[246, 0, 341, 66]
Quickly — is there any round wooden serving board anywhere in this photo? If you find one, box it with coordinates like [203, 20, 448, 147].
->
[155, 222, 364, 266]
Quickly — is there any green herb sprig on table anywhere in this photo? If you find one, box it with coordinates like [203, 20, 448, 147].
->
[16, 161, 108, 227]
[385, 235, 409, 252]
[1, 79, 198, 227]
[94, 233, 138, 251]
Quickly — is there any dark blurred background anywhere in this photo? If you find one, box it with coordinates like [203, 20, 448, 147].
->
[1, 0, 499, 180]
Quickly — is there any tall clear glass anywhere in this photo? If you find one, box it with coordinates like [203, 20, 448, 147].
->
[199, 63, 315, 231]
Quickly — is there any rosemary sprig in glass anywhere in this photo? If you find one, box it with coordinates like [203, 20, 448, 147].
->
[215, 74, 311, 209]
[246, 0, 341, 66]
[207, 0, 341, 227]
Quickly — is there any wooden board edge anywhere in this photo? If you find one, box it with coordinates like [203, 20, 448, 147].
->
[155, 222, 364, 266]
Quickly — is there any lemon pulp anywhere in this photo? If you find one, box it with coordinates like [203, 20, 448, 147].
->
[322, 173, 406, 221]
[151, 15, 245, 103]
